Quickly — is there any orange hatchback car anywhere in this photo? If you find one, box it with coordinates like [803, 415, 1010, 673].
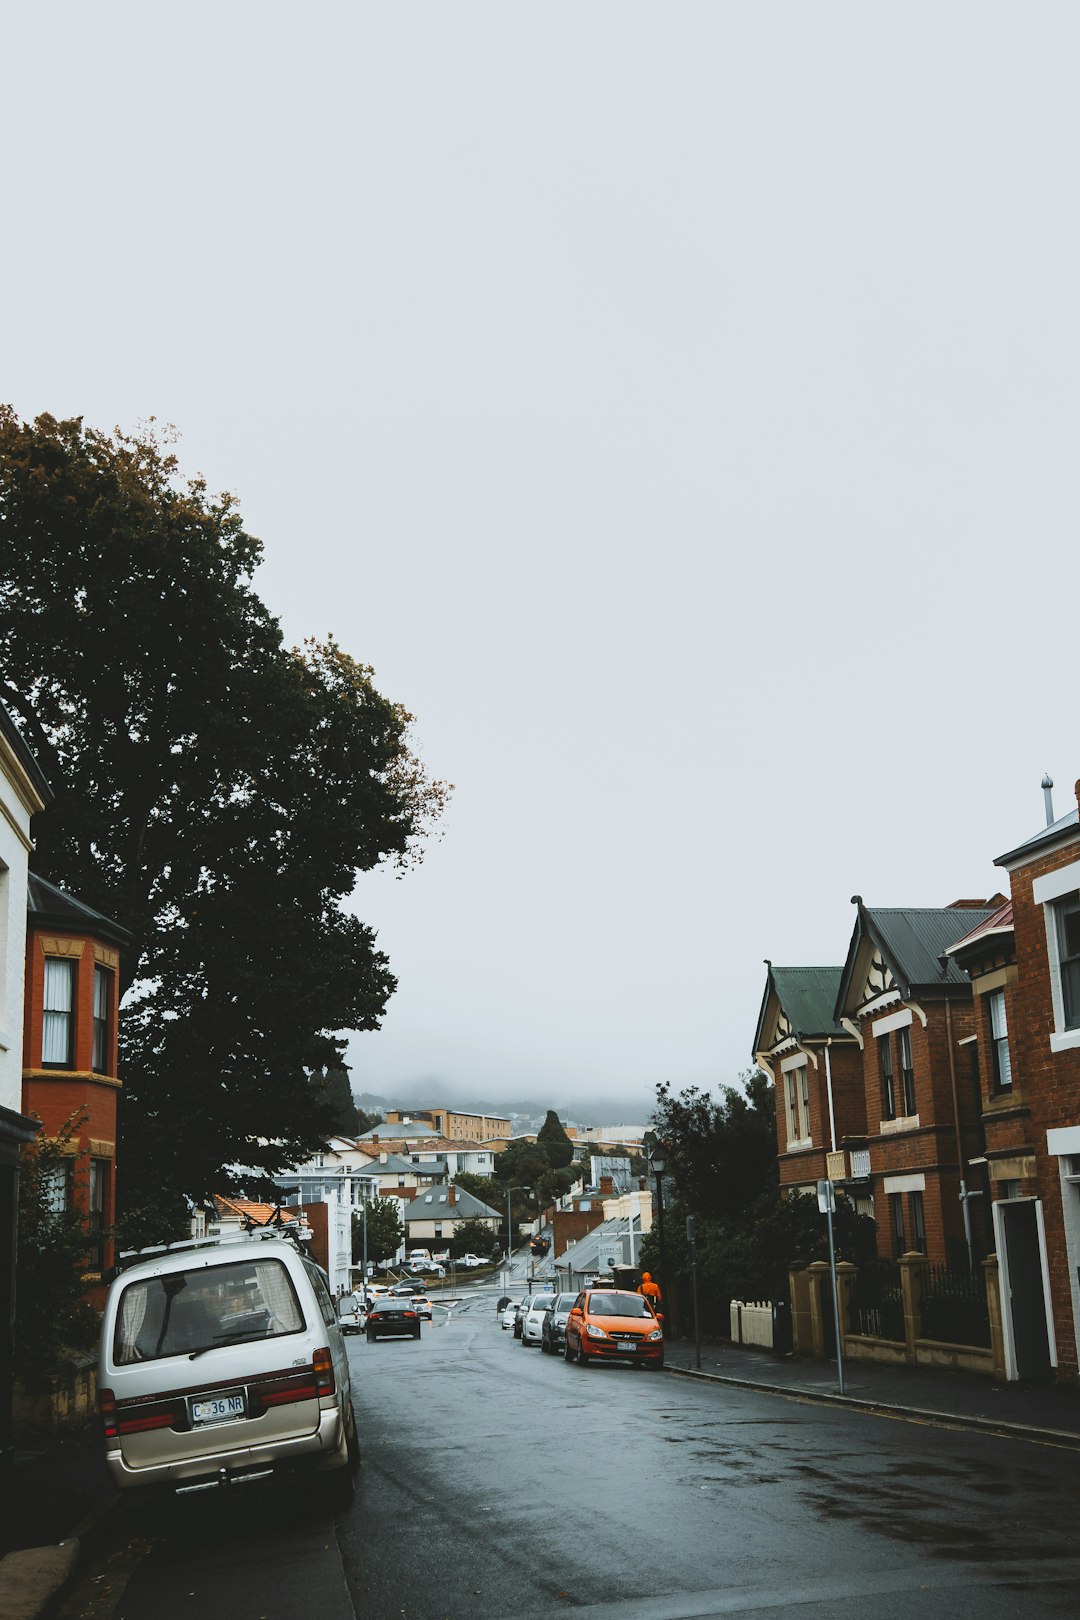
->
[563, 1288, 664, 1369]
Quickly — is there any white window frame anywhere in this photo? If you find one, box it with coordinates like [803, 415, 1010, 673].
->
[988, 988, 1013, 1089]
[1033, 859, 1080, 1051]
[781, 1054, 811, 1147]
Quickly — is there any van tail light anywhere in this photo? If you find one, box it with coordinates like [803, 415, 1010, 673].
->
[119, 1410, 176, 1434]
[313, 1347, 336, 1396]
[98, 1387, 117, 1439]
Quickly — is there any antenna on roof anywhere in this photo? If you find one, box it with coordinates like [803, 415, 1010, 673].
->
[1042, 774, 1055, 827]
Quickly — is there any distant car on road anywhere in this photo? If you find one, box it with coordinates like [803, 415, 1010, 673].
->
[457, 1253, 487, 1269]
[500, 1298, 524, 1331]
[337, 1295, 367, 1335]
[412, 1295, 433, 1320]
[366, 1299, 422, 1341]
[520, 1295, 556, 1347]
[540, 1293, 579, 1354]
[390, 1280, 428, 1297]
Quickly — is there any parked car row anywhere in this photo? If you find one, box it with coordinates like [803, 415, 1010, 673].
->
[500, 1288, 664, 1368]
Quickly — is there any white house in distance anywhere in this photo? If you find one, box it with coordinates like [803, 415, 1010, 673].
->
[401, 1183, 502, 1249]
[0, 701, 53, 1464]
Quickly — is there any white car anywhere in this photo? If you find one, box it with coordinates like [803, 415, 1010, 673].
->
[97, 1231, 358, 1503]
[500, 1298, 524, 1330]
[520, 1295, 556, 1347]
[458, 1253, 486, 1269]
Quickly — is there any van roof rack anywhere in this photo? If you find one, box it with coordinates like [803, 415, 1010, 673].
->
[109, 1221, 313, 1278]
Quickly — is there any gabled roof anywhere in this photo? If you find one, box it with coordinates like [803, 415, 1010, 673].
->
[366, 1153, 443, 1178]
[27, 872, 131, 948]
[401, 1184, 501, 1221]
[835, 898, 997, 1019]
[753, 964, 846, 1055]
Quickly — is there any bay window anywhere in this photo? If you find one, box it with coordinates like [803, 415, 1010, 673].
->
[42, 958, 75, 1066]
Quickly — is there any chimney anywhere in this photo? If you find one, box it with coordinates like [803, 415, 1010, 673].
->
[1043, 774, 1055, 827]
[379, 1151, 388, 1164]
[448, 1186, 456, 1205]
[599, 1176, 614, 1195]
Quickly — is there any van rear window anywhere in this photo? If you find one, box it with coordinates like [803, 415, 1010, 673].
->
[114, 1258, 305, 1364]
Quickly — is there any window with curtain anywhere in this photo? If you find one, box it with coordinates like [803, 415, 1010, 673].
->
[889, 1192, 905, 1254]
[43, 958, 75, 1066]
[93, 964, 112, 1072]
[1054, 894, 1080, 1030]
[910, 1190, 926, 1253]
[879, 1034, 896, 1119]
[899, 1026, 917, 1115]
[88, 1157, 109, 1269]
[988, 990, 1012, 1089]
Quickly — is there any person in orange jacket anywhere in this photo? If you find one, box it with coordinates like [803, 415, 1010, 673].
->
[638, 1271, 662, 1309]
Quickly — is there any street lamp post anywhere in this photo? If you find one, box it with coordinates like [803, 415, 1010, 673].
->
[648, 1141, 669, 1337]
[505, 1185, 531, 1285]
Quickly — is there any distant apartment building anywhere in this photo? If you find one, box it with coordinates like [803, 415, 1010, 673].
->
[383, 1106, 511, 1143]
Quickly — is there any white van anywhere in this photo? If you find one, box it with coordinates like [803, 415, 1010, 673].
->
[97, 1230, 358, 1501]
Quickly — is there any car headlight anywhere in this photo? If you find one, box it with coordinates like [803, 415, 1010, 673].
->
[645, 1328, 663, 1341]
[585, 1324, 609, 1340]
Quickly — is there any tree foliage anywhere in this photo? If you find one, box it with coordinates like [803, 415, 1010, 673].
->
[652, 1070, 778, 1221]
[353, 1196, 404, 1265]
[0, 411, 449, 1237]
[315, 1065, 360, 1138]
[536, 1110, 574, 1169]
[448, 1216, 498, 1258]
[15, 1119, 101, 1373]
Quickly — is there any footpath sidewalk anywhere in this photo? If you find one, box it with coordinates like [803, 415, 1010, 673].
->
[663, 1337, 1080, 1448]
[0, 1425, 116, 1620]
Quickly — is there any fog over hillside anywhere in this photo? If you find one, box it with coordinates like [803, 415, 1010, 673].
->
[354, 1083, 655, 1134]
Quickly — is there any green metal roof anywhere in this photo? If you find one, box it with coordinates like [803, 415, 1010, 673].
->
[768, 966, 847, 1037]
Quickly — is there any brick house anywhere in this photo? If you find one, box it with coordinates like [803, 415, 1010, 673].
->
[752, 965, 865, 1204]
[947, 780, 1080, 1383]
[22, 873, 130, 1308]
[832, 897, 999, 1267]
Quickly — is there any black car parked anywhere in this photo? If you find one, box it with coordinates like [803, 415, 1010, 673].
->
[366, 1299, 422, 1341]
[541, 1293, 581, 1354]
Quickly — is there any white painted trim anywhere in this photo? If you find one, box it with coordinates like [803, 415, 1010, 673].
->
[992, 1199, 1017, 1380]
[883, 1172, 926, 1193]
[1047, 1126, 1080, 1157]
[840, 1016, 864, 1050]
[957, 1035, 978, 1046]
[1034, 1200, 1059, 1368]
[1049, 1029, 1080, 1054]
[780, 1052, 809, 1073]
[1033, 859, 1080, 905]
[872, 1007, 913, 1038]
[859, 990, 902, 1019]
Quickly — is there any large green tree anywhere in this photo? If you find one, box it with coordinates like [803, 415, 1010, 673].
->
[537, 1109, 574, 1169]
[651, 1070, 777, 1221]
[0, 410, 449, 1238]
[353, 1197, 404, 1266]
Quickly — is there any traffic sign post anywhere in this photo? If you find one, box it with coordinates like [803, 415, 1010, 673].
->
[686, 1215, 701, 1369]
[817, 1179, 845, 1396]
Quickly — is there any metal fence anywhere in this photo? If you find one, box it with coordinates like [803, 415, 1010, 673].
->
[918, 1261, 991, 1349]
[851, 1257, 904, 1341]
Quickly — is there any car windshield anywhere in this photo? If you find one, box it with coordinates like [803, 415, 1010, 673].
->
[114, 1259, 304, 1364]
[528, 1298, 554, 1312]
[588, 1293, 652, 1318]
[553, 1295, 577, 1310]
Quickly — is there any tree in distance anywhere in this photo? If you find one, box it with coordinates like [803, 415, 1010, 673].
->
[353, 1197, 404, 1266]
[0, 410, 450, 1240]
[536, 1109, 574, 1169]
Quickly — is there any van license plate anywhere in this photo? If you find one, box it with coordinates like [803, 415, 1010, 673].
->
[191, 1391, 246, 1425]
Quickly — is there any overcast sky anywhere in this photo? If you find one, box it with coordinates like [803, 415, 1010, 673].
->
[4, 5, 1078, 1122]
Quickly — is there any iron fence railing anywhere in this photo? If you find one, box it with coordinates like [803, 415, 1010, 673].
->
[851, 1256, 904, 1341]
[917, 1261, 991, 1349]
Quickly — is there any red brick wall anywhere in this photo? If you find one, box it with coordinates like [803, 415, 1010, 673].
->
[1003, 824, 1080, 1377]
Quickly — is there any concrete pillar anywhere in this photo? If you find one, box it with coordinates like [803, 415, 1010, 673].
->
[789, 1266, 812, 1357]
[983, 1252, 1007, 1381]
[899, 1251, 928, 1365]
[807, 1260, 831, 1358]
[835, 1260, 857, 1351]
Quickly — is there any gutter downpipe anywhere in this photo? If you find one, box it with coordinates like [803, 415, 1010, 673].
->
[945, 996, 974, 1268]
[824, 1038, 837, 1154]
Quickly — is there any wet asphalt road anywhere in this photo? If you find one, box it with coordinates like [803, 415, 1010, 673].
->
[67, 1286, 1080, 1620]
